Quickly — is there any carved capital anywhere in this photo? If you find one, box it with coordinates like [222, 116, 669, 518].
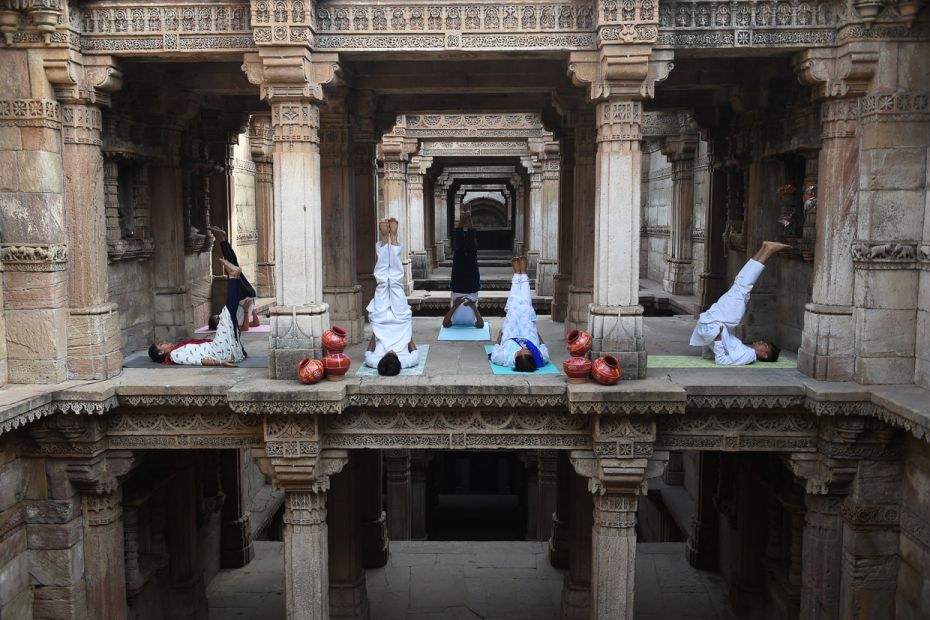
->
[44, 53, 123, 107]
[596, 99, 642, 142]
[569, 48, 671, 101]
[66, 450, 137, 499]
[249, 113, 274, 161]
[569, 448, 669, 497]
[242, 50, 340, 104]
[797, 46, 879, 100]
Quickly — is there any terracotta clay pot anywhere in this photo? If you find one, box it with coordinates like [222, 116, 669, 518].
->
[322, 325, 348, 354]
[562, 356, 592, 384]
[591, 355, 622, 385]
[565, 329, 593, 357]
[323, 353, 351, 381]
[296, 357, 324, 385]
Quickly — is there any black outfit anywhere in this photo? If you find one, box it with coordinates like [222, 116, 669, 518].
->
[220, 240, 257, 300]
[450, 227, 480, 294]
[224, 276, 242, 338]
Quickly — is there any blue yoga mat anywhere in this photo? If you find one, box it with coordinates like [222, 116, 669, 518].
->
[484, 345, 560, 375]
[356, 345, 430, 376]
[438, 321, 491, 341]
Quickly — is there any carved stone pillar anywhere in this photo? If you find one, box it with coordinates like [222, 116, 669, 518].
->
[59, 90, 123, 379]
[591, 490, 639, 620]
[685, 452, 720, 569]
[350, 91, 378, 309]
[407, 156, 429, 280]
[512, 177, 525, 256]
[697, 163, 728, 313]
[433, 183, 448, 264]
[321, 95, 363, 343]
[588, 99, 646, 377]
[150, 118, 193, 343]
[243, 51, 340, 378]
[385, 450, 412, 540]
[537, 146, 561, 297]
[356, 450, 388, 568]
[381, 139, 413, 293]
[537, 451, 558, 545]
[220, 449, 254, 569]
[524, 162, 543, 280]
[549, 451, 571, 569]
[328, 457, 369, 620]
[522, 452, 539, 540]
[796, 47, 877, 381]
[560, 460, 592, 619]
[552, 125, 574, 321]
[567, 108, 597, 333]
[250, 113, 275, 298]
[410, 449, 428, 541]
[661, 133, 699, 296]
[801, 493, 844, 619]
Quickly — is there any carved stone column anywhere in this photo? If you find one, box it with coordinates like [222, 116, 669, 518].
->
[552, 123, 574, 321]
[549, 450, 571, 569]
[685, 452, 719, 570]
[380, 137, 413, 293]
[433, 182, 448, 264]
[522, 452, 539, 540]
[796, 47, 877, 381]
[523, 159, 543, 280]
[588, 99, 647, 377]
[385, 449, 412, 540]
[407, 155, 430, 280]
[220, 449, 255, 569]
[696, 162, 728, 313]
[321, 95, 363, 343]
[567, 108, 597, 333]
[560, 459, 593, 619]
[52, 57, 124, 379]
[243, 51, 340, 378]
[661, 133, 699, 295]
[537, 451, 558, 545]
[250, 113, 276, 298]
[512, 175, 525, 256]
[410, 449, 429, 541]
[537, 145, 561, 297]
[328, 456, 369, 620]
[356, 450, 388, 568]
[350, 91, 378, 309]
[150, 115, 193, 343]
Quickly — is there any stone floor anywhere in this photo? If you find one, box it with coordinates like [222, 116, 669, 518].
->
[206, 541, 729, 620]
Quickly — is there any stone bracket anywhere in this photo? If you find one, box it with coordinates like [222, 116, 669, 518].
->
[796, 44, 879, 100]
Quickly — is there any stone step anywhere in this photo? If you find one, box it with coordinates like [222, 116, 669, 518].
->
[414, 278, 527, 291]
[408, 289, 551, 316]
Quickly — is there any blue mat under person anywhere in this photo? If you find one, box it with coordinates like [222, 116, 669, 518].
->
[488, 255, 550, 372]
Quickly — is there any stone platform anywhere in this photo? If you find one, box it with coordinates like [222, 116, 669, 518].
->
[206, 541, 728, 620]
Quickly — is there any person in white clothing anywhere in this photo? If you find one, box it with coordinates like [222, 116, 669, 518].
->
[364, 218, 419, 376]
[689, 240, 789, 365]
[489, 255, 550, 372]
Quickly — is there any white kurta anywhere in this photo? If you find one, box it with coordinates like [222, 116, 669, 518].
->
[490, 274, 550, 368]
[365, 242, 419, 369]
[169, 307, 245, 365]
[689, 258, 763, 366]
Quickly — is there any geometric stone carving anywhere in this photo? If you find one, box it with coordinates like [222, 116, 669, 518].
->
[0, 243, 69, 271]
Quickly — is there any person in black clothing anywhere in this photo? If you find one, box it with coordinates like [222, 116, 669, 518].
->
[443, 207, 484, 329]
[207, 226, 261, 331]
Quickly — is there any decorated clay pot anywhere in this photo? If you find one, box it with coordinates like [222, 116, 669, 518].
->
[297, 357, 324, 385]
[563, 356, 592, 384]
[565, 329, 593, 357]
[323, 353, 351, 381]
[591, 355, 622, 385]
[322, 325, 348, 354]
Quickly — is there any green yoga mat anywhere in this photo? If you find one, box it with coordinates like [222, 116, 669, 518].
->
[484, 345, 560, 375]
[356, 345, 430, 376]
[649, 355, 797, 369]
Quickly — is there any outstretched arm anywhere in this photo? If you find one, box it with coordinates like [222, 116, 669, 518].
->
[463, 298, 483, 329]
[443, 297, 466, 328]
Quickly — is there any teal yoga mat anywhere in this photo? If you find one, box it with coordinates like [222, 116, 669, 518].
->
[356, 345, 430, 376]
[649, 355, 797, 369]
[484, 345, 560, 375]
[438, 321, 491, 341]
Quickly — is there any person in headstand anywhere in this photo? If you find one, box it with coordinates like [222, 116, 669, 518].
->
[207, 226, 261, 332]
[443, 207, 484, 329]
[689, 240, 789, 365]
[489, 255, 550, 372]
[148, 258, 247, 366]
[365, 217, 419, 376]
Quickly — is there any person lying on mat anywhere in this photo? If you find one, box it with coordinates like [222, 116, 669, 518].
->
[364, 217, 419, 376]
[148, 259, 247, 366]
[207, 226, 261, 332]
[689, 241, 788, 365]
[443, 207, 484, 329]
[488, 255, 549, 372]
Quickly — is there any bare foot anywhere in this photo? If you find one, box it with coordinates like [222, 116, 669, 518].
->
[519, 256, 528, 273]
[511, 256, 520, 273]
[208, 226, 227, 241]
[389, 218, 399, 245]
[763, 241, 791, 253]
[378, 218, 390, 242]
[220, 258, 241, 278]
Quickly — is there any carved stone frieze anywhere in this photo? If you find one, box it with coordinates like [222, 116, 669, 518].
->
[0, 98, 61, 128]
[420, 139, 531, 157]
[687, 394, 807, 409]
[851, 240, 918, 267]
[0, 243, 69, 271]
[117, 394, 227, 408]
[346, 393, 567, 409]
[656, 411, 818, 452]
[401, 112, 545, 138]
